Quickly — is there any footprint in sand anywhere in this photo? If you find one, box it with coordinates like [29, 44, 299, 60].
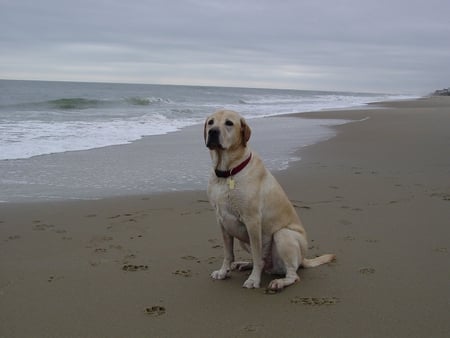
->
[54, 229, 67, 234]
[205, 256, 220, 265]
[239, 324, 263, 334]
[122, 253, 137, 263]
[108, 213, 141, 223]
[290, 297, 340, 305]
[430, 193, 450, 201]
[92, 236, 114, 243]
[181, 255, 201, 263]
[181, 255, 198, 260]
[339, 219, 352, 226]
[144, 306, 166, 317]
[359, 267, 376, 274]
[122, 264, 149, 272]
[173, 269, 192, 277]
[47, 275, 64, 283]
[33, 223, 54, 231]
[7, 235, 21, 241]
[109, 244, 123, 250]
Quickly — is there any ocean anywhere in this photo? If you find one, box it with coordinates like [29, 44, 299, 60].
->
[0, 80, 415, 202]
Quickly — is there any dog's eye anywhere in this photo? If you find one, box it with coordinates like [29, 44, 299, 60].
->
[208, 119, 214, 125]
[225, 120, 234, 126]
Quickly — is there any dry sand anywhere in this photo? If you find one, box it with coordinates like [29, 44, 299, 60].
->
[1, 97, 449, 337]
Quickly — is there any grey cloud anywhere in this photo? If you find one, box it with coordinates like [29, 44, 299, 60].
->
[1, 0, 449, 93]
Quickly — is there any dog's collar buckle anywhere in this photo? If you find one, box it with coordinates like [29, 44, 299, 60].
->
[215, 153, 252, 179]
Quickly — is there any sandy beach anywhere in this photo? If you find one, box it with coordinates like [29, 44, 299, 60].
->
[1, 97, 449, 337]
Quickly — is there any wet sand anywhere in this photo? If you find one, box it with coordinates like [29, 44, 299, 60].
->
[1, 97, 449, 337]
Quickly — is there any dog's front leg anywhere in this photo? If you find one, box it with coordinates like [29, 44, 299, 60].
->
[242, 220, 264, 288]
[211, 225, 234, 280]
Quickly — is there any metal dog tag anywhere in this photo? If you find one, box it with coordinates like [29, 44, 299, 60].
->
[228, 177, 235, 190]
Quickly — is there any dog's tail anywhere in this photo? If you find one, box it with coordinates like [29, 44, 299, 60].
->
[302, 254, 336, 268]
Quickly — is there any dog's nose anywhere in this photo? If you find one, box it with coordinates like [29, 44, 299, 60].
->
[208, 128, 219, 137]
[206, 128, 221, 149]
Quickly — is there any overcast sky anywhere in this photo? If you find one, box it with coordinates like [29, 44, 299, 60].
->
[1, 0, 449, 94]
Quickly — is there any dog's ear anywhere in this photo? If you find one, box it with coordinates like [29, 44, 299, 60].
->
[203, 118, 208, 144]
[240, 118, 251, 146]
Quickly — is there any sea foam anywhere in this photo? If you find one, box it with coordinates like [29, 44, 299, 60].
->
[0, 80, 418, 160]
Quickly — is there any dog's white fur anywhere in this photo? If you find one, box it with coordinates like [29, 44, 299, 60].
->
[205, 110, 335, 290]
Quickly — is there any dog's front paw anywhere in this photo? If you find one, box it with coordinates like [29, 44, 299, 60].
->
[243, 277, 260, 289]
[211, 269, 230, 280]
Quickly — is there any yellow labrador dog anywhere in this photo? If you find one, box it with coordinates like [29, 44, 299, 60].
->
[204, 109, 335, 290]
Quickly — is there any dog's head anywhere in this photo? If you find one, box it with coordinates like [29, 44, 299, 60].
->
[204, 110, 251, 151]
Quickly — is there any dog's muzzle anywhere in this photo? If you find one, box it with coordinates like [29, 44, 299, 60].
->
[206, 128, 223, 149]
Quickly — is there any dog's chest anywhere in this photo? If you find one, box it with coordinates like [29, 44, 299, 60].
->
[209, 183, 249, 242]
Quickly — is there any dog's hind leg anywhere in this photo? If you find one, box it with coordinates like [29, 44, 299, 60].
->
[267, 228, 302, 290]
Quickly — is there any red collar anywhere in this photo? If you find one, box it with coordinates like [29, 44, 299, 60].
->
[215, 153, 252, 178]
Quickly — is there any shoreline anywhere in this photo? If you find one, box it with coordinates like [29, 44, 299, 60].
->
[1, 97, 449, 337]
[0, 114, 348, 203]
[0, 95, 415, 204]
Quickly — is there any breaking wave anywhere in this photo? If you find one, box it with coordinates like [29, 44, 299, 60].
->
[0, 96, 173, 111]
